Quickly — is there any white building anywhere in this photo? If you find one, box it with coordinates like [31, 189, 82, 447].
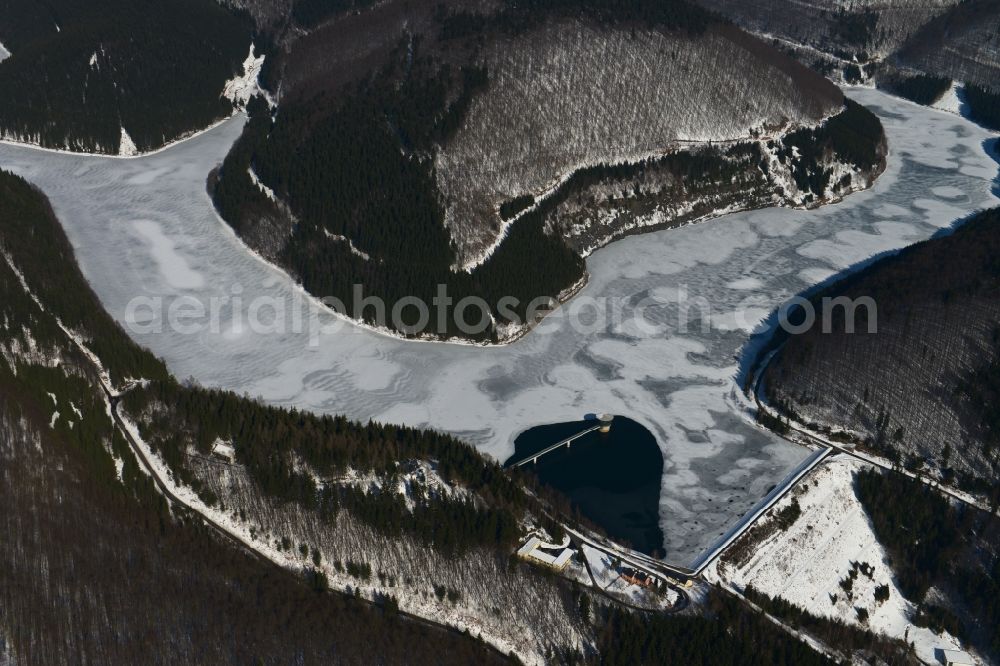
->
[211, 439, 236, 463]
[517, 536, 575, 571]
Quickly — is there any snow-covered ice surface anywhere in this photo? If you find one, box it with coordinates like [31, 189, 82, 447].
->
[0, 89, 997, 564]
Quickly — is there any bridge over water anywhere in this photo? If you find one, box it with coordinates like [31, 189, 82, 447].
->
[509, 414, 615, 467]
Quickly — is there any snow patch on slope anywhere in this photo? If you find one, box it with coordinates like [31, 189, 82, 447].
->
[222, 45, 266, 108]
[118, 128, 138, 157]
[932, 80, 963, 114]
[1, 250, 112, 390]
[0, 41, 10, 64]
[707, 456, 968, 664]
[322, 229, 371, 261]
[247, 166, 278, 202]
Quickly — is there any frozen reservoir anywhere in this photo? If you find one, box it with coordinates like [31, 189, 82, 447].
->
[0, 88, 996, 563]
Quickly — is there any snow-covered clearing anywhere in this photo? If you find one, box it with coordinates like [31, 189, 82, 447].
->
[118, 128, 138, 157]
[606, 575, 680, 608]
[707, 456, 968, 664]
[222, 45, 266, 107]
[582, 543, 618, 589]
[933, 81, 963, 115]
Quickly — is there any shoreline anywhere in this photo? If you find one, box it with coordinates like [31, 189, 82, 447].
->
[208, 175, 883, 349]
[0, 113, 245, 161]
[0, 86, 893, 349]
[208, 140, 886, 349]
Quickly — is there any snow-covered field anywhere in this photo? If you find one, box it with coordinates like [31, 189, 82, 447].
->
[0, 89, 996, 565]
[706, 456, 968, 664]
[582, 544, 619, 590]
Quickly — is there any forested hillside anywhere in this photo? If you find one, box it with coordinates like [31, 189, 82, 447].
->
[0, 376, 507, 665]
[893, 0, 1000, 90]
[0, 0, 251, 152]
[0, 167, 587, 660]
[539, 98, 884, 255]
[692, 0, 957, 62]
[433, 21, 841, 264]
[592, 589, 836, 666]
[963, 84, 1000, 132]
[0, 170, 506, 664]
[712, 455, 994, 664]
[761, 208, 1000, 497]
[691, 0, 1000, 93]
[211, 0, 883, 341]
[856, 469, 1000, 661]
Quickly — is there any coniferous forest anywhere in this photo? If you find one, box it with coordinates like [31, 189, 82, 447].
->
[965, 84, 1000, 131]
[0, 0, 250, 152]
[779, 98, 885, 197]
[762, 207, 1000, 495]
[0, 168, 509, 663]
[876, 73, 952, 106]
[855, 469, 1000, 660]
[211, 41, 586, 341]
[592, 588, 834, 666]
